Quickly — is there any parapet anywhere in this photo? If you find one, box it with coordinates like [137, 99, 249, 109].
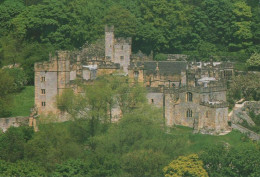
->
[98, 63, 120, 69]
[178, 84, 227, 93]
[105, 25, 114, 32]
[200, 101, 228, 108]
[115, 37, 132, 45]
[167, 54, 188, 61]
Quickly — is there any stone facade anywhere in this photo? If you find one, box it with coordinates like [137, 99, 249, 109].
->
[35, 25, 234, 134]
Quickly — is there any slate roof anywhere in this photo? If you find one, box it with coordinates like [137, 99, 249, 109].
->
[130, 61, 187, 75]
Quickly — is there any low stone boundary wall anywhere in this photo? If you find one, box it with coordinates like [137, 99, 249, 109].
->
[232, 123, 260, 141]
[0, 117, 29, 132]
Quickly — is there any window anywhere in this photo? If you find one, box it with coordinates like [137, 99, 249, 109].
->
[134, 71, 139, 78]
[151, 99, 154, 104]
[120, 56, 124, 60]
[41, 89, 46, 95]
[42, 102, 46, 107]
[186, 109, 192, 118]
[41, 76, 45, 82]
[187, 92, 193, 102]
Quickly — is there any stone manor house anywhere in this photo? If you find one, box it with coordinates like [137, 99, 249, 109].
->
[35, 25, 234, 134]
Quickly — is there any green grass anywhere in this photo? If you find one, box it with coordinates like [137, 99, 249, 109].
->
[10, 86, 34, 117]
[168, 126, 255, 155]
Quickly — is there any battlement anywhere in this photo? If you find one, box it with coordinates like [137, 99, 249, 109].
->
[115, 37, 132, 45]
[200, 101, 228, 108]
[34, 55, 62, 72]
[47, 51, 71, 61]
[105, 25, 114, 32]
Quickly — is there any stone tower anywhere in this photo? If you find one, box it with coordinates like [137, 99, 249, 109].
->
[105, 25, 114, 61]
[105, 25, 132, 73]
[34, 51, 70, 115]
[57, 51, 70, 96]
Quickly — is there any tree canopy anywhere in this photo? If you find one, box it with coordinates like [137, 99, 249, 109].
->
[0, 0, 259, 83]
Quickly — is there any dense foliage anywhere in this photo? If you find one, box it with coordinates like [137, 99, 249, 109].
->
[0, 0, 259, 83]
[0, 0, 260, 176]
[200, 144, 260, 177]
[0, 68, 28, 117]
[0, 110, 259, 176]
[227, 73, 260, 108]
[0, 69, 15, 117]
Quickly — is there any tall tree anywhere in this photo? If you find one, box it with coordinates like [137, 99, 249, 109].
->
[0, 69, 15, 117]
[230, 1, 253, 51]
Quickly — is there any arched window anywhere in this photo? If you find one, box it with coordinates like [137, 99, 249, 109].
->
[187, 92, 193, 102]
[186, 109, 192, 118]
[206, 111, 209, 118]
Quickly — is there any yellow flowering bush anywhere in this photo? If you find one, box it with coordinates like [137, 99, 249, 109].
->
[163, 154, 208, 177]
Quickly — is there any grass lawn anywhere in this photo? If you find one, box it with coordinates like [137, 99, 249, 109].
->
[10, 86, 34, 117]
[169, 126, 256, 155]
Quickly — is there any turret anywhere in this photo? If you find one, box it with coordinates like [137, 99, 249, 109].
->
[105, 25, 114, 61]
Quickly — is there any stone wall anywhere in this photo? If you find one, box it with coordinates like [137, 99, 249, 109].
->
[147, 92, 164, 108]
[0, 117, 29, 132]
[231, 101, 259, 126]
[232, 123, 260, 141]
[35, 71, 58, 114]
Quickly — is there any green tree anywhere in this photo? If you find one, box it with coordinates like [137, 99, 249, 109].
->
[0, 0, 25, 37]
[117, 81, 147, 115]
[0, 36, 52, 84]
[0, 69, 15, 117]
[104, 5, 137, 37]
[0, 126, 34, 162]
[57, 75, 147, 136]
[122, 149, 166, 177]
[228, 73, 260, 103]
[154, 53, 167, 61]
[200, 144, 260, 177]
[11, 0, 71, 49]
[66, 0, 105, 48]
[88, 105, 187, 176]
[230, 1, 253, 51]
[53, 159, 90, 177]
[3, 68, 28, 91]
[247, 52, 260, 70]
[0, 160, 46, 176]
[0, 35, 23, 66]
[24, 123, 83, 171]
